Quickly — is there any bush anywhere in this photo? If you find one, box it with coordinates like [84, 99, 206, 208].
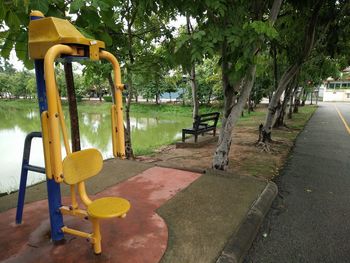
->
[103, 96, 113, 102]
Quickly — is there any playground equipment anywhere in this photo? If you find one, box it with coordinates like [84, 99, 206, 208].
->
[16, 10, 130, 254]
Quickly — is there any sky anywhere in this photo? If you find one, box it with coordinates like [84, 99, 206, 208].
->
[9, 50, 24, 71]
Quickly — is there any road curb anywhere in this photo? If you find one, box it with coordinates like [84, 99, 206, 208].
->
[216, 181, 278, 263]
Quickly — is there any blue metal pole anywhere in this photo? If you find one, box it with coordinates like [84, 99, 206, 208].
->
[16, 150, 30, 224]
[16, 132, 43, 224]
[32, 15, 64, 242]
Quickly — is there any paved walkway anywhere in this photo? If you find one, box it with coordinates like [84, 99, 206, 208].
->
[245, 103, 350, 262]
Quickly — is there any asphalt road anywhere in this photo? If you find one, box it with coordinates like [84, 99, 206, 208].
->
[245, 103, 350, 263]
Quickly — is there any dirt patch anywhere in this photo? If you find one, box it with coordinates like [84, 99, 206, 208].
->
[137, 106, 317, 181]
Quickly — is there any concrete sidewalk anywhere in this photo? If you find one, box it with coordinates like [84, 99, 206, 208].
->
[0, 158, 277, 263]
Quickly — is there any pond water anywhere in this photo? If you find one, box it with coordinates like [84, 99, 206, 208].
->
[0, 102, 192, 194]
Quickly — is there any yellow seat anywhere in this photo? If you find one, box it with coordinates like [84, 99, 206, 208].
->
[87, 197, 130, 219]
[61, 148, 131, 254]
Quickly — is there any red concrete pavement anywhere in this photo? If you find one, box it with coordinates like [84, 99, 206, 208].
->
[0, 167, 201, 263]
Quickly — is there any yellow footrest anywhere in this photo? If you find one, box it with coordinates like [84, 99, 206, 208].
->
[87, 197, 130, 219]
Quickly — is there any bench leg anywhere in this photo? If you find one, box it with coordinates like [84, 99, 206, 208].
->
[195, 134, 198, 143]
[182, 131, 185, 142]
[213, 129, 216, 137]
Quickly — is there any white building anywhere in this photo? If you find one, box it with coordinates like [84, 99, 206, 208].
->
[322, 80, 350, 102]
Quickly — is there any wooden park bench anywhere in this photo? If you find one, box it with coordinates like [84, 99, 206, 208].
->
[182, 112, 220, 143]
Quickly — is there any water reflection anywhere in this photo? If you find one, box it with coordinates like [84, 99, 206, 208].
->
[0, 102, 192, 193]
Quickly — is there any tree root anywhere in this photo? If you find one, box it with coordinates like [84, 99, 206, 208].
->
[256, 141, 271, 152]
[256, 124, 272, 152]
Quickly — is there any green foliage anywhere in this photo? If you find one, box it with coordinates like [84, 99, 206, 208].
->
[171, 2, 278, 89]
[299, 55, 340, 88]
[252, 52, 274, 104]
[196, 58, 222, 104]
[83, 61, 110, 99]
[70, 0, 84, 13]
[29, 0, 49, 14]
[249, 21, 278, 39]
[0, 66, 36, 98]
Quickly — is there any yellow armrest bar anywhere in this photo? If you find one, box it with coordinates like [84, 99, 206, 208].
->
[44, 44, 74, 183]
[99, 50, 125, 159]
[41, 111, 52, 179]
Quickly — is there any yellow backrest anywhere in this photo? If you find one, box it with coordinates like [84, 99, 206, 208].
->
[62, 148, 103, 185]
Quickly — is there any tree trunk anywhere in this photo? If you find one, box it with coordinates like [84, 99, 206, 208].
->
[123, 7, 136, 159]
[155, 88, 160, 105]
[125, 75, 134, 159]
[262, 63, 300, 140]
[288, 92, 293, 119]
[186, 14, 199, 119]
[301, 91, 307, 106]
[310, 91, 313, 105]
[190, 66, 199, 119]
[272, 100, 283, 128]
[212, 65, 256, 170]
[182, 87, 185, 106]
[124, 125, 133, 158]
[293, 87, 302, 113]
[288, 85, 298, 119]
[98, 88, 102, 101]
[293, 98, 300, 113]
[248, 95, 252, 114]
[64, 62, 81, 152]
[273, 83, 294, 128]
[107, 73, 115, 104]
[207, 89, 212, 105]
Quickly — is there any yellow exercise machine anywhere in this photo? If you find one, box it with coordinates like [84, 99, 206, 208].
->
[27, 10, 130, 254]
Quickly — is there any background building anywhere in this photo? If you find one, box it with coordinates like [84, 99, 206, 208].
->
[322, 80, 350, 102]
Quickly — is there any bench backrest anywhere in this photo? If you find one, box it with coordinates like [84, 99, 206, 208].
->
[193, 112, 220, 129]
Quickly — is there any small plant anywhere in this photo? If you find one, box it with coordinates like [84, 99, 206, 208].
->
[103, 96, 113, 102]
